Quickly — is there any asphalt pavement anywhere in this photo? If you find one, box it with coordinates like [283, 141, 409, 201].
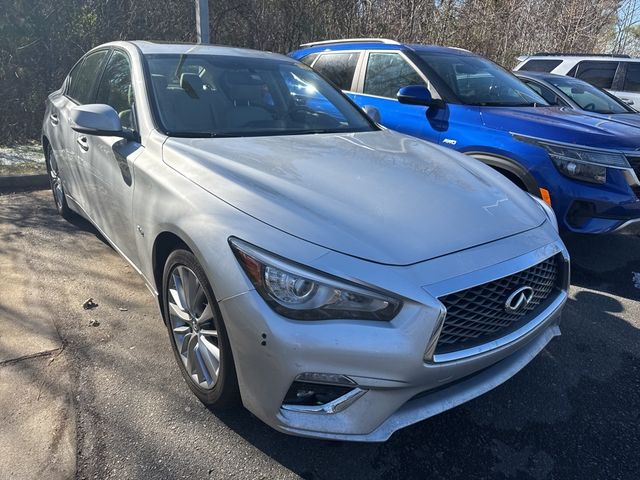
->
[1, 189, 638, 480]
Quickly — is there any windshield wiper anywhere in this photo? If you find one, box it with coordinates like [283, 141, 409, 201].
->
[475, 101, 540, 107]
[168, 131, 239, 138]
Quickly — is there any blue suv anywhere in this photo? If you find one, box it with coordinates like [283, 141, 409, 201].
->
[290, 39, 640, 234]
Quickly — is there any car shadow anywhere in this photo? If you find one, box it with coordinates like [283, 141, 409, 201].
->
[562, 232, 640, 300]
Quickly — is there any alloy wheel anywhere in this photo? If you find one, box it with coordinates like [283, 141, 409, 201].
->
[48, 153, 65, 210]
[167, 265, 220, 390]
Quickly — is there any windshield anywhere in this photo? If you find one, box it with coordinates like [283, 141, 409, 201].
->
[416, 52, 548, 107]
[145, 54, 375, 137]
[544, 75, 631, 114]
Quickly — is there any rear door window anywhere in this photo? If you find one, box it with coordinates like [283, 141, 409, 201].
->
[519, 59, 562, 72]
[67, 50, 109, 104]
[363, 52, 426, 99]
[623, 62, 640, 92]
[312, 52, 360, 90]
[572, 61, 619, 89]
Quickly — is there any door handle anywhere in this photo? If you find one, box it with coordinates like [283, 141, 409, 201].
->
[76, 136, 89, 151]
[50, 113, 59, 126]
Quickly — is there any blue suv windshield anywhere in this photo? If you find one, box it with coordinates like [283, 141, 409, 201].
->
[417, 52, 549, 107]
[144, 54, 375, 137]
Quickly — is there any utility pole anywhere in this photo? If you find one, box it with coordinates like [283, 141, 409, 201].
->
[196, 0, 210, 44]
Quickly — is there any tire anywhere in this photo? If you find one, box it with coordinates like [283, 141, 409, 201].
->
[162, 249, 240, 408]
[45, 144, 72, 219]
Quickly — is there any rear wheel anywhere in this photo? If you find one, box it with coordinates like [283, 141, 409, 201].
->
[162, 249, 240, 408]
[45, 144, 72, 219]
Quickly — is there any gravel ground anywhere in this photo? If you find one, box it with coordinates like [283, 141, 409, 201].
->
[1, 190, 639, 480]
[0, 143, 45, 176]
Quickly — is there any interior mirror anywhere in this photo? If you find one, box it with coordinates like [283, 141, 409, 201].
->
[70, 104, 135, 140]
[362, 105, 381, 123]
[570, 86, 585, 94]
[397, 85, 439, 107]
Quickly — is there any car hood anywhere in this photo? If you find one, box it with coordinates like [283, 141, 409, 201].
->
[580, 111, 640, 130]
[480, 106, 640, 150]
[163, 130, 545, 266]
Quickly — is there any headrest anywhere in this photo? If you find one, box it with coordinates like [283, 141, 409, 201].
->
[180, 73, 205, 98]
[223, 71, 265, 86]
[151, 74, 168, 92]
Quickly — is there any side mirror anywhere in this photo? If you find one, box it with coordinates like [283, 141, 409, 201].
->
[397, 85, 440, 107]
[70, 104, 136, 141]
[362, 105, 381, 123]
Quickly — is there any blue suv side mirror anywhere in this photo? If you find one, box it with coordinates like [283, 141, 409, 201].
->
[397, 85, 440, 107]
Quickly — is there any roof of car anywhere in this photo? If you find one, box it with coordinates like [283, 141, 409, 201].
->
[514, 71, 569, 81]
[293, 39, 474, 56]
[127, 40, 293, 61]
[519, 54, 640, 63]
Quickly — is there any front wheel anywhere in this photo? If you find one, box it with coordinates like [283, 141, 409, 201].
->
[45, 144, 72, 219]
[162, 249, 240, 408]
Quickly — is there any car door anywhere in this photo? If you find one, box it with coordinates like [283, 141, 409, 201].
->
[85, 49, 143, 266]
[50, 50, 110, 208]
[612, 62, 640, 109]
[348, 51, 440, 142]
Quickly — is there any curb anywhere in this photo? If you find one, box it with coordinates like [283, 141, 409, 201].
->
[0, 174, 49, 192]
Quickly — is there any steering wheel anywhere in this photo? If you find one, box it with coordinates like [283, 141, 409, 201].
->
[584, 102, 596, 111]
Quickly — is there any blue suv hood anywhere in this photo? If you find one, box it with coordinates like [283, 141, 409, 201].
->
[480, 106, 640, 150]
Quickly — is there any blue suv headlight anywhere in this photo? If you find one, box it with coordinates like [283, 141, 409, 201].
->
[513, 134, 629, 184]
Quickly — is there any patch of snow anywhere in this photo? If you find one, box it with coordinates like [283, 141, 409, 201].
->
[0, 143, 44, 166]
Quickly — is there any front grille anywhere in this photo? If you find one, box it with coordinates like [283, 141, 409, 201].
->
[625, 155, 640, 196]
[435, 255, 561, 352]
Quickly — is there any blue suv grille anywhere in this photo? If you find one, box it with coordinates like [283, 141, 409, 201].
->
[625, 155, 640, 196]
[436, 255, 561, 351]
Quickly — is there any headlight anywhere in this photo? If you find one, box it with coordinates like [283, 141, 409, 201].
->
[529, 193, 558, 232]
[513, 134, 629, 184]
[229, 238, 402, 321]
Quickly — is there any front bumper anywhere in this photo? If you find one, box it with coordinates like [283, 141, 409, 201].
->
[217, 229, 569, 441]
[542, 163, 640, 234]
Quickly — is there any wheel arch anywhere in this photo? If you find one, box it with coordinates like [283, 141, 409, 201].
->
[151, 231, 192, 309]
[42, 135, 51, 156]
[466, 151, 540, 195]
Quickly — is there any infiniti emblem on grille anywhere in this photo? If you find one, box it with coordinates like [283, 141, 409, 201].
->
[505, 286, 535, 313]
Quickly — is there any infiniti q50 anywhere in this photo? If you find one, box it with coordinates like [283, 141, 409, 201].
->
[42, 41, 569, 441]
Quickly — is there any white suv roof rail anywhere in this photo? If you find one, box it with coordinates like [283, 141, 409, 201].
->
[525, 52, 631, 59]
[299, 38, 401, 48]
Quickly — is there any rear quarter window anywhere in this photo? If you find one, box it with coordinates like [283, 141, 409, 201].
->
[623, 62, 640, 93]
[299, 53, 318, 66]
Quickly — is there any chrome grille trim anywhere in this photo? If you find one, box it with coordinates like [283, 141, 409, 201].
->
[435, 254, 561, 353]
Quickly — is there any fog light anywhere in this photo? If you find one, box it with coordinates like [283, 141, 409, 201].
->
[283, 381, 354, 406]
[567, 200, 596, 228]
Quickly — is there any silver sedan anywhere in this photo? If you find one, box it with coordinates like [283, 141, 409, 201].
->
[42, 41, 569, 441]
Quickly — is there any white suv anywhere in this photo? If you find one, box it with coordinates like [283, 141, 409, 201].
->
[514, 54, 640, 108]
